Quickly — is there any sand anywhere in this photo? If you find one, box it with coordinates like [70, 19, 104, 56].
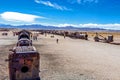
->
[0, 31, 120, 80]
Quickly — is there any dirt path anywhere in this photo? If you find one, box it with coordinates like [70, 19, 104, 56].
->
[34, 34, 120, 80]
[0, 33, 120, 80]
[0, 35, 17, 80]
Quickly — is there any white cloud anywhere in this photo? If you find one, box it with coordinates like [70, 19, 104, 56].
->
[35, 0, 70, 10]
[0, 12, 45, 22]
[79, 23, 120, 29]
[52, 23, 120, 30]
[68, 0, 98, 4]
[53, 23, 77, 27]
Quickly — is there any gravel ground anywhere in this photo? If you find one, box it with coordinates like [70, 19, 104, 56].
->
[35, 34, 120, 80]
[0, 32, 120, 80]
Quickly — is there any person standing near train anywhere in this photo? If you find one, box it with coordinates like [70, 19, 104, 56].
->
[56, 39, 59, 44]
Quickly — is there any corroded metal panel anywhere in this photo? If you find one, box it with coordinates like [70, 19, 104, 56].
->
[9, 52, 40, 80]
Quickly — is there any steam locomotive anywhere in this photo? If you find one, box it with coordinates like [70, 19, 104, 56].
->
[7, 30, 40, 80]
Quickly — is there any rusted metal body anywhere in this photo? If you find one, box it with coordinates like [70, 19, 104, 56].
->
[2, 32, 8, 36]
[18, 30, 31, 40]
[8, 30, 40, 80]
[9, 47, 40, 80]
[71, 32, 88, 40]
[94, 34, 113, 43]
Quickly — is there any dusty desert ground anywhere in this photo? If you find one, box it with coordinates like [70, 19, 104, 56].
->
[0, 30, 120, 80]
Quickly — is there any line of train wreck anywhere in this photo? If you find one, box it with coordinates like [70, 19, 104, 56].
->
[6, 30, 40, 80]
[39, 30, 89, 40]
[2, 29, 114, 44]
[38, 30, 114, 43]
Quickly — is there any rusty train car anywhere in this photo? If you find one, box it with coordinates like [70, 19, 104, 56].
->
[94, 33, 113, 43]
[7, 30, 40, 80]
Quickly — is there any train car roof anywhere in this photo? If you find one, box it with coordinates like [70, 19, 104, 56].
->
[18, 38, 31, 41]
[14, 46, 38, 54]
[18, 30, 32, 34]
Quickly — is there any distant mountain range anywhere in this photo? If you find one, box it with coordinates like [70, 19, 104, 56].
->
[0, 24, 120, 32]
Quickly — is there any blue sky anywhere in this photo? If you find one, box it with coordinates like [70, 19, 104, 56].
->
[0, 0, 120, 30]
